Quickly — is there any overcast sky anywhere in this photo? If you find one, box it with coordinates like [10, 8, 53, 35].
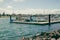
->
[0, 0, 60, 14]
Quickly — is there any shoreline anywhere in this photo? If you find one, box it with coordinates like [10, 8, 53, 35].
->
[23, 29, 60, 40]
[0, 16, 10, 18]
[0, 16, 16, 18]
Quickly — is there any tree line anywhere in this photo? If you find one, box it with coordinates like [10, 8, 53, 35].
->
[0, 12, 16, 17]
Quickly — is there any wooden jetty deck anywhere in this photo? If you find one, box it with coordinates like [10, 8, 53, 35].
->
[10, 14, 60, 25]
[11, 20, 60, 25]
[12, 21, 48, 25]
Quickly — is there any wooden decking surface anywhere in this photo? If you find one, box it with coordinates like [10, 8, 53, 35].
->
[11, 20, 60, 25]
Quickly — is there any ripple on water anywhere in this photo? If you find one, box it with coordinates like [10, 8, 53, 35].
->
[0, 18, 60, 40]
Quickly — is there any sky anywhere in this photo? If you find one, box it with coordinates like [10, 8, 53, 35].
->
[0, 0, 60, 14]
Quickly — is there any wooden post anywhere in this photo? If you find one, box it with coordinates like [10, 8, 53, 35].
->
[30, 16, 33, 21]
[49, 14, 51, 25]
[10, 15, 13, 23]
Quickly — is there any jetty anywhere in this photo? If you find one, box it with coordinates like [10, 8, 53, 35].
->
[9, 14, 60, 25]
[11, 20, 60, 25]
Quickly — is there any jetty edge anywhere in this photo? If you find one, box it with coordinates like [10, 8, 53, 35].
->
[11, 20, 60, 25]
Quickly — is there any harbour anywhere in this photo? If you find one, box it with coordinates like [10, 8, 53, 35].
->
[0, 18, 60, 40]
[0, 0, 60, 40]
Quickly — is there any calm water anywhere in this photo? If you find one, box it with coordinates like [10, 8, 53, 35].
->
[0, 18, 60, 40]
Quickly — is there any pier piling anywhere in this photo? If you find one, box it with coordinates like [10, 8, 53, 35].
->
[10, 15, 13, 23]
[49, 14, 51, 25]
[30, 16, 33, 21]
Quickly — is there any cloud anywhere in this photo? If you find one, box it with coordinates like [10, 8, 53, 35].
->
[13, 0, 25, 2]
[0, 8, 60, 14]
[5, 5, 13, 14]
[0, 8, 13, 14]
[7, 5, 13, 9]
[14, 9, 60, 14]
[0, 0, 4, 2]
